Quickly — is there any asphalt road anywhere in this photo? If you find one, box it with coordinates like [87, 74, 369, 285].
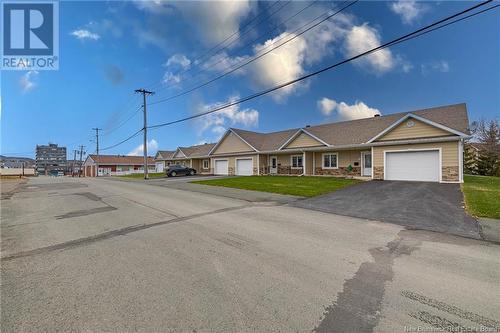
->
[1, 176, 499, 332]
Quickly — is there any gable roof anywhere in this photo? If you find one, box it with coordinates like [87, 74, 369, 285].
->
[177, 143, 216, 158]
[155, 150, 175, 160]
[226, 103, 469, 152]
[230, 128, 299, 151]
[305, 103, 469, 146]
[87, 155, 155, 165]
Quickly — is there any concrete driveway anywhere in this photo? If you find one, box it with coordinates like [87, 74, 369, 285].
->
[292, 181, 481, 239]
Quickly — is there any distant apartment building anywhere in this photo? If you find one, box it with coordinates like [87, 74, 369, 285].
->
[36, 143, 67, 175]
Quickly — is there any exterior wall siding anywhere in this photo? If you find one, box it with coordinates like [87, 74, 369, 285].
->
[372, 141, 460, 182]
[377, 119, 452, 141]
[284, 132, 324, 149]
[212, 132, 254, 154]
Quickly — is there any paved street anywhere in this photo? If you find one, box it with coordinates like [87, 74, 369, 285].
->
[1, 176, 499, 332]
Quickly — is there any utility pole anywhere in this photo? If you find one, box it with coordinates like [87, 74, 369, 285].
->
[92, 128, 102, 177]
[73, 149, 77, 177]
[135, 88, 154, 180]
[78, 145, 85, 177]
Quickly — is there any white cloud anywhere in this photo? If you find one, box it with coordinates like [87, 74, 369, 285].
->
[421, 60, 450, 75]
[317, 98, 338, 116]
[389, 1, 426, 25]
[317, 98, 381, 121]
[19, 71, 39, 92]
[201, 51, 249, 75]
[195, 95, 259, 137]
[70, 29, 100, 41]
[345, 24, 395, 73]
[249, 32, 308, 101]
[165, 54, 191, 69]
[128, 139, 159, 156]
[163, 72, 181, 85]
[135, 1, 255, 47]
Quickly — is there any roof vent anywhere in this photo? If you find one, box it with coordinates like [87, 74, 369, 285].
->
[374, 114, 380, 117]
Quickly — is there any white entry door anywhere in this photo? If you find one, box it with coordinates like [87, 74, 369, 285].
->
[214, 160, 229, 175]
[385, 150, 440, 182]
[236, 158, 253, 176]
[270, 156, 277, 174]
[362, 152, 372, 177]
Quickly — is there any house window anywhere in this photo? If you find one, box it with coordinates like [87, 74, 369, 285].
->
[203, 159, 209, 169]
[323, 153, 338, 169]
[291, 155, 303, 168]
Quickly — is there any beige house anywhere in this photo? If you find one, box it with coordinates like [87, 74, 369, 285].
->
[210, 103, 470, 183]
[154, 150, 175, 172]
[164, 143, 216, 175]
[157, 103, 470, 183]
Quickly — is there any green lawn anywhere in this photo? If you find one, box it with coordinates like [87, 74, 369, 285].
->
[462, 175, 500, 219]
[192, 176, 361, 197]
[117, 172, 165, 179]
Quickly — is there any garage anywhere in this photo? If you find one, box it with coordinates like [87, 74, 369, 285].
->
[214, 159, 229, 175]
[155, 162, 164, 173]
[385, 150, 440, 182]
[236, 158, 253, 176]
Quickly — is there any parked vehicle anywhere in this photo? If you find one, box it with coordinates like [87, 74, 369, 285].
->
[166, 165, 196, 177]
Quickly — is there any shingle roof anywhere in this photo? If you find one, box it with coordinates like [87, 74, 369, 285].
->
[232, 103, 469, 150]
[231, 128, 299, 151]
[178, 143, 216, 158]
[156, 150, 175, 160]
[89, 155, 155, 165]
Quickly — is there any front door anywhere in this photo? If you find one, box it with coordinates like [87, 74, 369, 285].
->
[362, 152, 372, 177]
[270, 156, 278, 174]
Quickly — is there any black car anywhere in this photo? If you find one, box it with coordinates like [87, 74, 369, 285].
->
[166, 165, 196, 177]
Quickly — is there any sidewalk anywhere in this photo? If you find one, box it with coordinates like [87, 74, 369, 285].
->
[478, 218, 500, 243]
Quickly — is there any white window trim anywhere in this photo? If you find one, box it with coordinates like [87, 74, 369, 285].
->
[321, 152, 339, 169]
[383, 148, 442, 183]
[202, 159, 209, 169]
[235, 157, 254, 176]
[290, 154, 303, 169]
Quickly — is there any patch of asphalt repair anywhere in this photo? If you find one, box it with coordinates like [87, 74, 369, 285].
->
[402, 290, 500, 331]
[55, 192, 118, 219]
[18, 182, 88, 192]
[1, 204, 254, 261]
[313, 232, 422, 333]
[55, 206, 117, 219]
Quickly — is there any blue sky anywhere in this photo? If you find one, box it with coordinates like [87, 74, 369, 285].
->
[2, 0, 499, 158]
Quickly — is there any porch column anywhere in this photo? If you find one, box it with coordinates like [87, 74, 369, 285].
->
[312, 152, 315, 175]
[257, 154, 260, 175]
[303, 151, 306, 175]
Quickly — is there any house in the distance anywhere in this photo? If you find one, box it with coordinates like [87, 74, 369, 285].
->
[154, 150, 175, 172]
[83, 155, 155, 177]
[167, 143, 216, 175]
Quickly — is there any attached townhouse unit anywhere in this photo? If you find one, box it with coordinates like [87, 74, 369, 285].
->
[156, 143, 216, 175]
[156, 103, 470, 183]
[83, 155, 155, 177]
[154, 150, 175, 173]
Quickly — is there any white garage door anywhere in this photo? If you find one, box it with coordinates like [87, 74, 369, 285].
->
[236, 159, 253, 176]
[214, 160, 229, 175]
[155, 162, 164, 173]
[386, 150, 439, 182]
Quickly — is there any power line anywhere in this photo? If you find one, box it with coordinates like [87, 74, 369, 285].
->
[149, 0, 357, 106]
[100, 128, 143, 151]
[146, 1, 496, 130]
[151, 0, 319, 98]
[101, 105, 142, 137]
[145, 1, 289, 92]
